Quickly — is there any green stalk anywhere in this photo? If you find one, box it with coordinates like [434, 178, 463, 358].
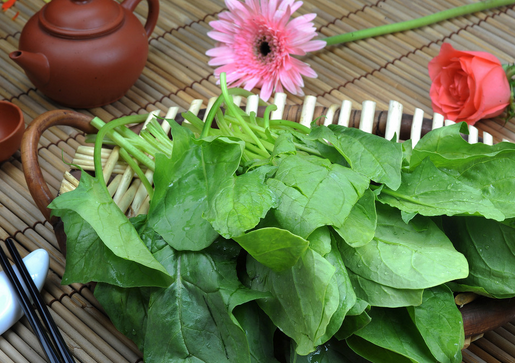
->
[91, 117, 155, 171]
[268, 119, 311, 134]
[324, 0, 515, 45]
[263, 104, 277, 130]
[118, 148, 154, 200]
[220, 73, 270, 156]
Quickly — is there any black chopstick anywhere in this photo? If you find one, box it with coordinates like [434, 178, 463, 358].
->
[0, 238, 75, 363]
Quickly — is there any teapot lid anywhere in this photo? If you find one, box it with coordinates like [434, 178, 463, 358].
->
[39, 0, 124, 39]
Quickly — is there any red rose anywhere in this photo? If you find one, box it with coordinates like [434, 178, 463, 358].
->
[428, 43, 511, 125]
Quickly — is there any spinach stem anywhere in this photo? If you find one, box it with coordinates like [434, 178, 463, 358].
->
[118, 148, 154, 200]
[220, 73, 270, 156]
[91, 117, 155, 171]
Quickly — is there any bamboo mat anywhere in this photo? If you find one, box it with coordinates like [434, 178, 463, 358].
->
[1, 0, 515, 362]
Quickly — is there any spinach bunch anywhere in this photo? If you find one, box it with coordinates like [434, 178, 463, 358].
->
[49, 74, 515, 363]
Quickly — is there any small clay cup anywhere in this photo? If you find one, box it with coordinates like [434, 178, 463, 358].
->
[0, 101, 24, 162]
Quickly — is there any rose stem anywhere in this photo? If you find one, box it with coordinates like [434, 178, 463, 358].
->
[323, 0, 515, 46]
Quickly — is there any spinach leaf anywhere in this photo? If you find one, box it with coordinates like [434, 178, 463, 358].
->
[410, 122, 515, 170]
[148, 136, 244, 251]
[308, 226, 332, 257]
[291, 340, 367, 363]
[334, 188, 377, 247]
[49, 172, 171, 283]
[340, 204, 468, 289]
[146, 239, 268, 362]
[94, 283, 153, 350]
[267, 154, 369, 238]
[54, 209, 171, 287]
[347, 269, 424, 308]
[350, 308, 437, 363]
[233, 302, 280, 363]
[205, 166, 277, 239]
[452, 155, 515, 219]
[233, 227, 309, 271]
[317, 238, 357, 344]
[377, 158, 505, 221]
[247, 248, 339, 355]
[335, 310, 371, 340]
[309, 125, 402, 190]
[407, 285, 464, 363]
[444, 216, 515, 298]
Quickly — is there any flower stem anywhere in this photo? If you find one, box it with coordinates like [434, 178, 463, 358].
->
[324, 0, 515, 46]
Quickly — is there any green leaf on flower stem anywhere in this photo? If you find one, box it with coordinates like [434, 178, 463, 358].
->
[340, 203, 468, 289]
[309, 125, 403, 190]
[407, 285, 464, 363]
[334, 188, 377, 247]
[266, 154, 369, 239]
[377, 157, 505, 221]
[205, 165, 277, 239]
[247, 248, 339, 355]
[233, 227, 309, 272]
[443, 217, 515, 298]
[48, 172, 171, 286]
[346, 269, 423, 308]
[148, 135, 244, 251]
[349, 308, 437, 363]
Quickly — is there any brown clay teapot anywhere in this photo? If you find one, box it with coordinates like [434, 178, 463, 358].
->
[9, 0, 159, 109]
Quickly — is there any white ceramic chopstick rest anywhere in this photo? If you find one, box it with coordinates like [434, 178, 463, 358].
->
[0, 249, 50, 335]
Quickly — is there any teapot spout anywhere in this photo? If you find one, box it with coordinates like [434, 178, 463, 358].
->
[9, 51, 50, 86]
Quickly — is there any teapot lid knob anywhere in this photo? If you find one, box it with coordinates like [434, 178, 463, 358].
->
[38, 0, 124, 39]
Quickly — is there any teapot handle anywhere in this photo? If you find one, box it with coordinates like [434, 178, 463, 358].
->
[121, 0, 160, 38]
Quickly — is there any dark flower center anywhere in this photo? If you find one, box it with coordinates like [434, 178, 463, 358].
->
[259, 41, 271, 57]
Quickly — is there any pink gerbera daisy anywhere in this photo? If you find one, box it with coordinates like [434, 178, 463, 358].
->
[206, 0, 326, 101]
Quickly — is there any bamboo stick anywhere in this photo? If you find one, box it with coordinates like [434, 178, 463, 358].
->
[0, 335, 30, 363]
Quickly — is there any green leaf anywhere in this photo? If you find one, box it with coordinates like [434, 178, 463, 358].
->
[410, 122, 515, 170]
[444, 217, 515, 298]
[291, 340, 367, 363]
[233, 227, 309, 271]
[334, 188, 377, 247]
[335, 310, 371, 340]
[307, 226, 332, 257]
[144, 239, 267, 363]
[347, 269, 423, 308]
[271, 132, 297, 158]
[205, 166, 277, 239]
[377, 158, 505, 221]
[340, 203, 468, 289]
[407, 286, 464, 363]
[317, 237, 357, 344]
[310, 125, 403, 190]
[347, 335, 417, 363]
[148, 136, 244, 251]
[247, 248, 339, 355]
[267, 154, 369, 238]
[53, 210, 171, 288]
[49, 172, 171, 283]
[94, 283, 154, 350]
[233, 302, 280, 363]
[351, 308, 437, 363]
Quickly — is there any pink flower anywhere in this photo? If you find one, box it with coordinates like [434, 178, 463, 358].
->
[206, 0, 326, 101]
[428, 43, 511, 126]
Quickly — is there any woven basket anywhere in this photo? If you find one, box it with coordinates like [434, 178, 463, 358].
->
[20, 93, 515, 353]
